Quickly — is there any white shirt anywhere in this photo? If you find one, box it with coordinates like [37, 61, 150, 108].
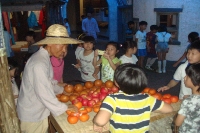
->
[17, 47, 67, 122]
[11, 78, 18, 105]
[120, 55, 138, 64]
[135, 30, 146, 49]
[75, 46, 84, 59]
[173, 61, 192, 99]
[77, 50, 100, 81]
[156, 32, 171, 43]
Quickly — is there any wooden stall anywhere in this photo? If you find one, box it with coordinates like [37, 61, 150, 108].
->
[49, 101, 181, 133]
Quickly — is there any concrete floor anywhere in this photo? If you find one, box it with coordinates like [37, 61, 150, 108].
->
[63, 34, 181, 97]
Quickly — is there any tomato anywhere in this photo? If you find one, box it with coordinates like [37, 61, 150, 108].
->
[162, 98, 171, 104]
[105, 80, 114, 88]
[95, 101, 102, 106]
[93, 105, 100, 113]
[85, 81, 94, 89]
[79, 107, 88, 115]
[111, 85, 119, 93]
[162, 94, 171, 99]
[143, 87, 150, 93]
[74, 84, 83, 92]
[170, 96, 179, 103]
[148, 89, 156, 95]
[74, 101, 82, 109]
[67, 115, 79, 124]
[85, 107, 92, 113]
[66, 110, 72, 115]
[152, 93, 162, 100]
[80, 90, 88, 96]
[64, 85, 74, 93]
[69, 95, 77, 102]
[56, 94, 62, 98]
[60, 95, 69, 102]
[94, 79, 103, 87]
[90, 86, 98, 91]
[79, 114, 90, 122]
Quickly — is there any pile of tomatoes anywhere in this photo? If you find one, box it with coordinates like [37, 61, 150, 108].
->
[56, 79, 119, 124]
[142, 87, 179, 104]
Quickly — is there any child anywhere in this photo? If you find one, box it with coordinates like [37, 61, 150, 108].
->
[158, 41, 200, 99]
[145, 25, 158, 71]
[93, 64, 173, 133]
[135, 21, 148, 68]
[155, 25, 172, 73]
[125, 21, 135, 42]
[26, 31, 39, 54]
[8, 58, 19, 105]
[93, 41, 121, 82]
[75, 36, 100, 81]
[119, 41, 138, 64]
[173, 32, 199, 67]
[175, 63, 200, 132]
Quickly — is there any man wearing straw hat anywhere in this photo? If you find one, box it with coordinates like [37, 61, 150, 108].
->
[17, 24, 83, 133]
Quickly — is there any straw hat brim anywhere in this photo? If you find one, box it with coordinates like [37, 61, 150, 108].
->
[33, 37, 84, 45]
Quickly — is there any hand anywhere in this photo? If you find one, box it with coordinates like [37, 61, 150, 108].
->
[103, 52, 110, 60]
[92, 73, 98, 79]
[94, 49, 99, 57]
[93, 124, 103, 133]
[157, 86, 170, 92]
[74, 64, 81, 69]
[67, 104, 78, 113]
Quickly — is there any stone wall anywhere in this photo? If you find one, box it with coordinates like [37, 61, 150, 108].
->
[133, 0, 200, 61]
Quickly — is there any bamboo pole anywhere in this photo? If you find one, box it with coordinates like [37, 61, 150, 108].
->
[0, 4, 20, 133]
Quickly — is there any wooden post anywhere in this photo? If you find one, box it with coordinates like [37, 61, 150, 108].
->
[0, 4, 20, 133]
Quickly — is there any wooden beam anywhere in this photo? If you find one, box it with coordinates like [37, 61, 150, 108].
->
[1, 4, 43, 12]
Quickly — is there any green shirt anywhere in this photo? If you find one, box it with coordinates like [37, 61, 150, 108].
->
[101, 56, 121, 82]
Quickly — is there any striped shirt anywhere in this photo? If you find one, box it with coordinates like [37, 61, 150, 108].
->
[101, 91, 164, 133]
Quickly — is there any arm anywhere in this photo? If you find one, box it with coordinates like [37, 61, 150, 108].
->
[75, 59, 81, 69]
[93, 66, 100, 79]
[103, 53, 120, 70]
[93, 110, 111, 127]
[157, 79, 179, 92]
[175, 114, 185, 126]
[93, 49, 102, 66]
[154, 102, 173, 113]
[173, 52, 187, 67]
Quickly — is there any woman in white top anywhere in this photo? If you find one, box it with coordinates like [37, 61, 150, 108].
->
[156, 25, 172, 73]
[120, 41, 138, 64]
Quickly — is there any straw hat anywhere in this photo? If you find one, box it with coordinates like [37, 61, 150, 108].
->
[34, 24, 83, 45]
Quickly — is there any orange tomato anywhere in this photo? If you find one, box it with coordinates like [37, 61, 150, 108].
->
[95, 101, 102, 106]
[64, 85, 74, 93]
[85, 81, 94, 89]
[105, 80, 114, 88]
[152, 93, 162, 100]
[148, 89, 156, 95]
[79, 114, 90, 122]
[170, 96, 179, 103]
[162, 98, 171, 104]
[69, 95, 77, 102]
[93, 105, 100, 113]
[56, 94, 62, 98]
[90, 86, 98, 91]
[85, 107, 92, 113]
[67, 115, 79, 124]
[74, 101, 82, 109]
[94, 79, 103, 87]
[162, 94, 171, 99]
[143, 87, 150, 93]
[74, 84, 83, 92]
[80, 90, 88, 96]
[66, 110, 72, 115]
[79, 107, 88, 115]
[60, 95, 69, 102]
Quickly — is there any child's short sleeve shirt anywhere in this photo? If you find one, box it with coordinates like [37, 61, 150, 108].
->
[101, 91, 164, 133]
[135, 30, 147, 49]
[173, 61, 192, 99]
[119, 55, 138, 64]
[178, 95, 200, 133]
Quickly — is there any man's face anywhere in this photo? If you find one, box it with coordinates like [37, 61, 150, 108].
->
[87, 13, 92, 18]
[48, 44, 68, 59]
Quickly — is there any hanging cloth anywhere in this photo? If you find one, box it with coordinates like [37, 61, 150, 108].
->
[27, 11, 38, 28]
[39, 8, 46, 38]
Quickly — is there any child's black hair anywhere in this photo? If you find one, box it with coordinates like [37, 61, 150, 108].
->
[188, 40, 200, 52]
[82, 36, 95, 44]
[7, 58, 19, 78]
[150, 25, 158, 31]
[158, 25, 167, 32]
[128, 21, 134, 26]
[139, 21, 148, 26]
[123, 41, 137, 52]
[106, 41, 120, 51]
[25, 31, 36, 39]
[114, 64, 147, 94]
[188, 32, 199, 43]
[186, 63, 200, 92]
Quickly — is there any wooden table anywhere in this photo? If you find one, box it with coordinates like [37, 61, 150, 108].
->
[49, 101, 181, 133]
